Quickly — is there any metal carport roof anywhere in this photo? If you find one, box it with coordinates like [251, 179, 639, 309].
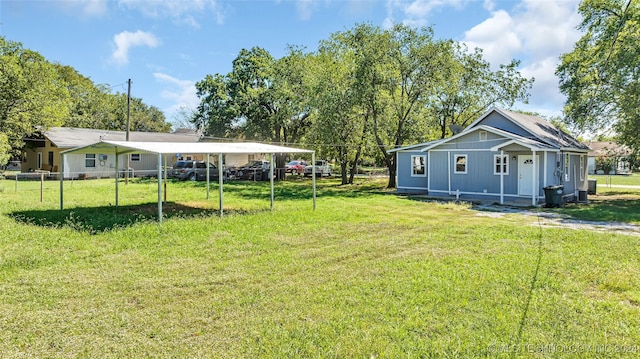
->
[59, 140, 317, 222]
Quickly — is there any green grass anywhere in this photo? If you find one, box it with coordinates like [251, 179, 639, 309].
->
[589, 173, 640, 187]
[0, 177, 639, 357]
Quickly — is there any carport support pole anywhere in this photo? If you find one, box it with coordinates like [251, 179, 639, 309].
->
[312, 152, 316, 210]
[164, 155, 167, 203]
[157, 154, 163, 222]
[206, 153, 210, 200]
[115, 149, 119, 207]
[270, 153, 275, 210]
[218, 153, 224, 216]
[59, 153, 64, 210]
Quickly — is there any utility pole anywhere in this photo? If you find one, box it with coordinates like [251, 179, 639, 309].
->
[125, 78, 131, 185]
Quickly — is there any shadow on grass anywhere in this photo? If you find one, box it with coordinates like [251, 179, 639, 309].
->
[221, 178, 392, 201]
[10, 202, 252, 234]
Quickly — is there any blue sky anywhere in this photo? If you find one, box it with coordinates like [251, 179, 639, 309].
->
[1, 0, 583, 128]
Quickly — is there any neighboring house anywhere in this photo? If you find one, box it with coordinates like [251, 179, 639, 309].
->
[23, 127, 200, 178]
[391, 108, 591, 205]
[586, 141, 632, 175]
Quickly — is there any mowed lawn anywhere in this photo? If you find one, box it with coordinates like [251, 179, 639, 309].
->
[0, 176, 639, 357]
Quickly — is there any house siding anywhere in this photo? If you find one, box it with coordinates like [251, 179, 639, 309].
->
[396, 151, 428, 193]
[474, 112, 531, 138]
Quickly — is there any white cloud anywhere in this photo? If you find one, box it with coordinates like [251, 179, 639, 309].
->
[460, 0, 582, 113]
[153, 73, 198, 119]
[384, 0, 468, 26]
[296, 0, 317, 20]
[462, 10, 522, 65]
[117, 0, 224, 27]
[111, 30, 160, 65]
[52, 0, 109, 18]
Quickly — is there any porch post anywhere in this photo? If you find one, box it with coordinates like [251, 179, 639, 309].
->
[500, 150, 504, 205]
[532, 150, 537, 206]
[542, 151, 547, 188]
[59, 153, 64, 210]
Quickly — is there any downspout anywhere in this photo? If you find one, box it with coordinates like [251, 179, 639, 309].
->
[447, 151, 451, 195]
[427, 150, 431, 192]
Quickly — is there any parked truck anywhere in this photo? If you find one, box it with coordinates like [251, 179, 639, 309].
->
[304, 160, 332, 177]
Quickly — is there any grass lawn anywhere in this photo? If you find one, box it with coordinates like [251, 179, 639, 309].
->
[0, 177, 639, 357]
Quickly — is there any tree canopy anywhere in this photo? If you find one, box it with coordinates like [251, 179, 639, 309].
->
[0, 37, 171, 164]
[192, 23, 533, 187]
[557, 0, 639, 151]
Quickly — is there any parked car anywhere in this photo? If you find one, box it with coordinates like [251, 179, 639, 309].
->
[304, 160, 332, 177]
[170, 160, 226, 181]
[285, 160, 308, 174]
[231, 160, 271, 181]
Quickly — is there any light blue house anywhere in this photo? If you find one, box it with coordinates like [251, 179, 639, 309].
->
[391, 108, 590, 205]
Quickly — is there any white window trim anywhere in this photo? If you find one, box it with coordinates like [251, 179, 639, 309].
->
[411, 155, 427, 177]
[85, 154, 96, 168]
[454, 154, 467, 174]
[479, 131, 487, 141]
[579, 155, 584, 181]
[564, 153, 570, 182]
[493, 154, 509, 175]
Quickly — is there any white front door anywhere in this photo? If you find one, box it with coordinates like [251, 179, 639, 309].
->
[518, 155, 536, 195]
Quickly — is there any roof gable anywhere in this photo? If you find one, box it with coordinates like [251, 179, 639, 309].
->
[467, 108, 589, 151]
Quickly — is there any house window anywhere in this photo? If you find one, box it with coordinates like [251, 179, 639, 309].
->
[579, 155, 584, 181]
[130, 154, 141, 162]
[494, 155, 508, 175]
[48, 151, 54, 166]
[411, 155, 426, 176]
[564, 153, 570, 182]
[86, 154, 96, 168]
[479, 131, 487, 141]
[454, 155, 467, 174]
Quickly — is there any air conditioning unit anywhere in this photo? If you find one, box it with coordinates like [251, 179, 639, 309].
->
[98, 154, 108, 161]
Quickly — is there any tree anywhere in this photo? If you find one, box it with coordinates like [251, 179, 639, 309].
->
[557, 0, 639, 151]
[306, 47, 366, 184]
[0, 37, 70, 161]
[429, 43, 533, 139]
[193, 47, 313, 177]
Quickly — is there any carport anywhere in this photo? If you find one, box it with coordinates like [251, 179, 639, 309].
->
[59, 140, 316, 222]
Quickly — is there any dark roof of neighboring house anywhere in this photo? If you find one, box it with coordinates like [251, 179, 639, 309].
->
[42, 127, 201, 148]
[586, 141, 631, 157]
[470, 108, 590, 151]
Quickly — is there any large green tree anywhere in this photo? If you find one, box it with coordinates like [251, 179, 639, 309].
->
[430, 43, 533, 139]
[557, 0, 639, 151]
[193, 47, 313, 176]
[0, 37, 70, 161]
